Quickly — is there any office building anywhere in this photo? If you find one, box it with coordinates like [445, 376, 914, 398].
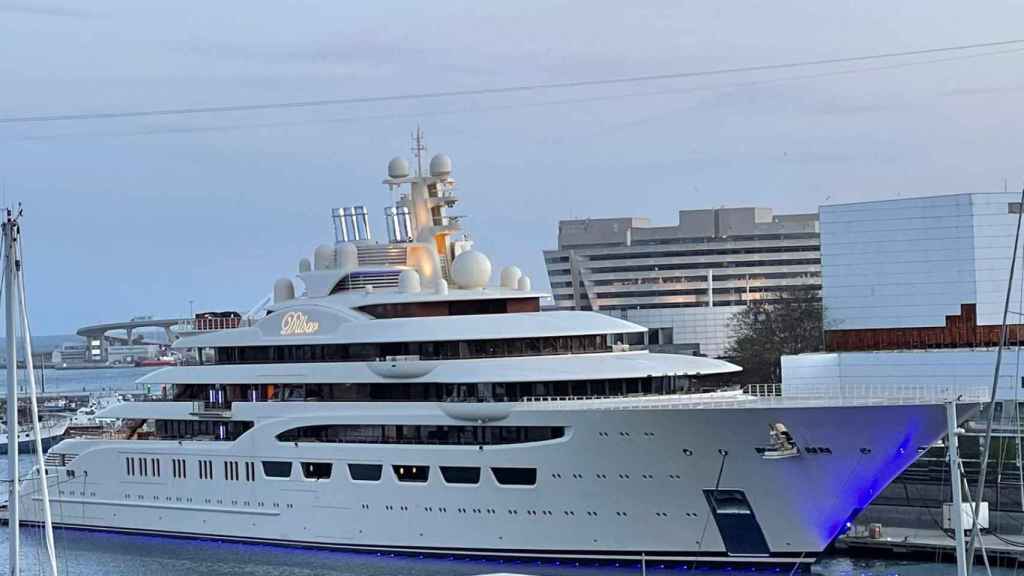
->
[544, 207, 821, 357]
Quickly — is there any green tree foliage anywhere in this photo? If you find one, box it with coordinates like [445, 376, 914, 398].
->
[725, 290, 824, 383]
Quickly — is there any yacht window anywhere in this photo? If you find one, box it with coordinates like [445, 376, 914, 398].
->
[440, 466, 481, 485]
[301, 462, 332, 480]
[393, 464, 429, 483]
[348, 463, 383, 482]
[276, 424, 565, 445]
[541, 338, 557, 354]
[210, 333, 614, 365]
[525, 338, 542, 355]
[262, 461, 292, 479]
[467, 340, 488, 358]
[174, 376, 680, 404]
[492, 467, 537, 487]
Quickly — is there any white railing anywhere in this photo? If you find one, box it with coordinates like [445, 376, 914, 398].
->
[518, 383, 991, 412]
[522, 395, 619, 403]
[744, 383, 782, 397]
[778, 382, 990, 404]
[174, 317, 255, 333]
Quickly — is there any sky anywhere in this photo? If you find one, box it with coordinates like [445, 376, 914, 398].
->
[1, 1, 1023, 335]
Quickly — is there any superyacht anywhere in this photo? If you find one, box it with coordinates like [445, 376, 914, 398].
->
[24, 135, 975, 567]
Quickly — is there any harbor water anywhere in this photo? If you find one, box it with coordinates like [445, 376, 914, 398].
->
[0, 368, 1014, 575]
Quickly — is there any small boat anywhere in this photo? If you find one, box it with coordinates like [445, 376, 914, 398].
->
[0, 415, 68, 455]
[135, 356, 177, 367]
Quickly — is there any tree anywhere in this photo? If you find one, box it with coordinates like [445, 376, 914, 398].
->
[725, 289, 824, 383]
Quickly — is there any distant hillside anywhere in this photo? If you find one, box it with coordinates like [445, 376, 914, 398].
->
[0, 334, 81, 355]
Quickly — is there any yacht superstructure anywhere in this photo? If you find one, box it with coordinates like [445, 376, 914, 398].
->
[23, 134, 975, 566]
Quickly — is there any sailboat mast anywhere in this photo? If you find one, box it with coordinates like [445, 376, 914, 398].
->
[4, 213, 19, 576]
[16, 232, 57, 576]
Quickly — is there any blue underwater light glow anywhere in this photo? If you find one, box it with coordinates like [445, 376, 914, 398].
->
[814, 408, 936, 544]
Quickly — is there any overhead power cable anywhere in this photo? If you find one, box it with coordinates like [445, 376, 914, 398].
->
[1, 38, 1023, 125]
[10, 44, 1024, 142]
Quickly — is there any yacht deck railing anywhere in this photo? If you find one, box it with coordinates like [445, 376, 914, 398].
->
[174, 317, 256, 333]
[519, 383, 990, 411]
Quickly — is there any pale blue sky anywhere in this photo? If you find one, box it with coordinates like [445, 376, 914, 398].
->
[1, 1, 1023, 334]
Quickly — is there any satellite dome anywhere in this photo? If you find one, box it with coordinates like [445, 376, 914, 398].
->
[335, 242, 358, 270]
[435, 278, 449, 295]
[388, 156, 410, 179]
[298, 257, 312, 273]
[517, 275, 532, 292]
[500, 266, 522, 289]
[398, 269, 422, 293]
[313, 244, 335, 271]
[429, 153, 452, 178]
[451, 250, 491, 289]
[273, 278, 295, 303]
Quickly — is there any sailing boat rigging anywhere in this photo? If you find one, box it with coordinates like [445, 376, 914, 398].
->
[3, 206, 59, 576]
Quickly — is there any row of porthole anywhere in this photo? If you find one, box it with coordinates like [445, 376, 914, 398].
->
[551, 473, 678, 480]
[57, 490, 95, 498]
[121, 493, 294, 510]
[361, 506, 687, 519]
[596, 432, 657, 438]
[584, 443, 866, 457]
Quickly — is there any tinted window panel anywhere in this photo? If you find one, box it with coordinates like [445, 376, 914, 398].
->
[440, 466, 480, 485]
[393, 464, 429, 483]
[348, 463, 383, 481]
[301, 462, 332, 480]
[277, 424, 564, 445]
[492, 467, 537, 486]
[262, 460, 292, 478]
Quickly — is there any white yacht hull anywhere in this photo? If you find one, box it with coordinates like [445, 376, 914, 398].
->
[20, 399, 961, 566]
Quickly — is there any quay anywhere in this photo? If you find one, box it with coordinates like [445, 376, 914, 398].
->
[839, 525, 1024, 563]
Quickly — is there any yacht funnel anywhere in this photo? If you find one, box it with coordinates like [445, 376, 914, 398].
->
[385, 207, 400, 243]
[343, 207, 359, 241]
[331, 208, 349, 243]
[354, 205, 371, 241]
[396, 205, 413, 242]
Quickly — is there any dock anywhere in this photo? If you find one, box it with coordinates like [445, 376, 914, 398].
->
[839, 525, 1024, 563]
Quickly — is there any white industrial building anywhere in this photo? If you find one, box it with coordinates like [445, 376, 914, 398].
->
[783, 192, 1024, 403]
[544, 207, 821, 357]
[821, 192, 1023, 332]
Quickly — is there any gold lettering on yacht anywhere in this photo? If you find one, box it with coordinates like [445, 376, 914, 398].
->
[280, 311, 320, 335]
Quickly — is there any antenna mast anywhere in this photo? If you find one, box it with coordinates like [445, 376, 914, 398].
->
[411, 126, 427, 177]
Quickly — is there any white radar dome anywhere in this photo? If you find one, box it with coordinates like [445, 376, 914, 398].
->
[298, 257, 311, 273]
[273, 278, 295, 303]
[399, 269, 422, 293]
[388, 156, 410, 179]
[314, 244, 335, 271]
[517, 275, 532, 292]
[435, 278, 449, 295]
[500, 266, 522, 289]
[451, 250, 492, 289]
[335, 242, 359, 270]
[429, 153, 452, 178]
